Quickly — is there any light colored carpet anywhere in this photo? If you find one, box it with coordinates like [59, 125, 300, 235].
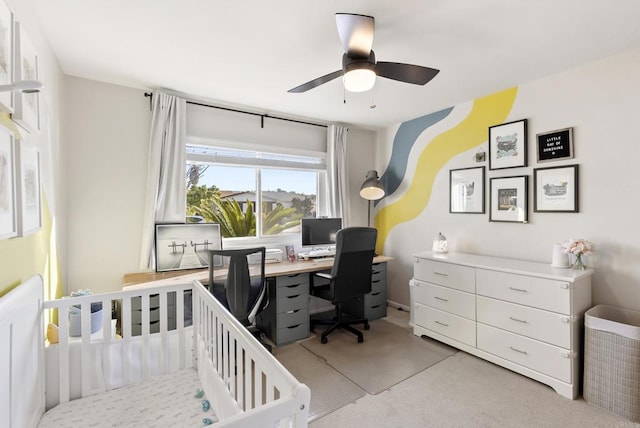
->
[301, 319, 456, 395]
[310, 351, 639, 428]
[273, 343, 365, 422]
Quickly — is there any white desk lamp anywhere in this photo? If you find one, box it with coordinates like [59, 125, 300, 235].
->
[360, 170, 385, 226]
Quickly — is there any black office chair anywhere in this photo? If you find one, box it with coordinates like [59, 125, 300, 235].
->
[310, 227, 377, 344]
[207, 247, 271, 350]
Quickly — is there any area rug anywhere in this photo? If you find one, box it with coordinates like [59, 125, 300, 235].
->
[273, 343, 365, 422]
[301, 319, 456, 394]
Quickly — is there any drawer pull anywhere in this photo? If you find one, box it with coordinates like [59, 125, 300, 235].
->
[286, 295, 301, 299]
[372, 279, 381, 284]
[286, 309, 299, 314]
[287, 274, 300, 278]
[434, 320, 449, 327]
[287, 324, 301, 329]
[509, 316, 528, 324]
[559, 283, 569, 290]
[371, 305, 381, 309]
[434, 296, 449, 302]
[433, 272, 448, 277]
[508, 287, 528, 293]
[286, 284, 301, 289]
[371, 292, 381, 296]
[509, 346, 528, 355]
[560, 317, 570, 324]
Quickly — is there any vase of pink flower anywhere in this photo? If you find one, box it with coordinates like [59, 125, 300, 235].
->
[561, 238, 594, 270]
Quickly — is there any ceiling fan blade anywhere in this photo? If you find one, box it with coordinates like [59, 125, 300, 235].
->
[287, 70, 343, 93]
[335, 13, 374, 58]
[375, 62, 440, 85]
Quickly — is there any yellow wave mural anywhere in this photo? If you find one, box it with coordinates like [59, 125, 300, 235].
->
[375, 87, 518, 253]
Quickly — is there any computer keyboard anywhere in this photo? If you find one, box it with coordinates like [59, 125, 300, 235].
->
[307, 249, 335, 258]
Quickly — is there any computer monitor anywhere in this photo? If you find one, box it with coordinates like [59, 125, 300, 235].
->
[301, 217, 342, 247]
[155, 223, 222, 272]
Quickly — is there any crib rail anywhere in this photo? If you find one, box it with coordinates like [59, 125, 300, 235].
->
[42, 283, 193, 409]
[192, 280, 310, 428]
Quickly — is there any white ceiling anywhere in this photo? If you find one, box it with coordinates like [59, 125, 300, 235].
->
[33, 0, 640, 129]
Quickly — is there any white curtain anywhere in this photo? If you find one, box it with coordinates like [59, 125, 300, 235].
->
[139, 92, 187, 269]
[325, 124, 351, 225]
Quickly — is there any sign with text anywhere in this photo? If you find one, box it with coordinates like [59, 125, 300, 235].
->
[536, 127, 573, 163]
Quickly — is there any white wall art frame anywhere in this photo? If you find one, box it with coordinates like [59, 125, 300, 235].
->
[13, 21, 39, 133]
[0, 125, 16, 239]
[15, 140, 41, 235]
[0, 0, 13, 113]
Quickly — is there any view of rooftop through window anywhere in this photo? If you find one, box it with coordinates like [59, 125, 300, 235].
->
[185, 144, 321, 238]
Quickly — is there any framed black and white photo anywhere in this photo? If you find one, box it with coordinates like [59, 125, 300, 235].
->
[154, 223, 222, 272]
[536, 127, 573, 163]
[13, 21, 40, 133]
[16, 140, 41, 236]
[534, 164, 578, 212]
[489, 175, 528, 223]
[0, 0, 13, 113]
[488, 119, 527, 170]
[0, 126, 17, 239]
[450, 166, 485, 214]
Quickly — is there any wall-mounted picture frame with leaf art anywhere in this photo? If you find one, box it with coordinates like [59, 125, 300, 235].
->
[489, 175, 528, 223]
[450, 166, 485, 214]
[0, 126, 17, 239]
[488, 119, 527, 170]
[0, 0, 13, 113]
[16, 140, 41, 236]
[13, 21, 40, 133]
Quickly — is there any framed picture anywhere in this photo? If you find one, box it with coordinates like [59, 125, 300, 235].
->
[449, 166, 485, 214]
[534, 164, 578, 212]
[15, 140, 41, 236]
[489, 175, 528, 223]
[154, 223, 222, 272]
[536, 127, 573, 163]
[0, 126, 17, 239]
[488, 119, 527, 170]
[13, 21, 40, 133]
[0, 0, 13, 113]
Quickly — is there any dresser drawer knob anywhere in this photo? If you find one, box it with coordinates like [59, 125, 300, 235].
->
[434, 296, 449, 302]
[560, 317, 570, 324]
[509, 316, 528, 324]
[509, 287, 528, 293]
[509, 346, 528, 355]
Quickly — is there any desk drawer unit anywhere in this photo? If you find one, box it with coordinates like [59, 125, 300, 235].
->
[130, 293, 177, 336]
[342, 262, 388, 320]
[258, 273, 310, 346]
[412, 251, 591, 399]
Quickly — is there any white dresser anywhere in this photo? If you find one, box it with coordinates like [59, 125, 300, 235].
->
[412, 251, 592, 399]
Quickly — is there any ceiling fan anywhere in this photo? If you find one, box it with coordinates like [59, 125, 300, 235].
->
[288, 13, 440, 94]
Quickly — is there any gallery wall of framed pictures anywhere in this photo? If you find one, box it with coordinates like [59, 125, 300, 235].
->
[448, 119, 580, 224]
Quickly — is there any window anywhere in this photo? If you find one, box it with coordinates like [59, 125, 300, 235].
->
[186, 143, 325, 241]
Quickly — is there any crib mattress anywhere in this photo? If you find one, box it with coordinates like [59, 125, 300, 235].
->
[38, 368, 219, 427]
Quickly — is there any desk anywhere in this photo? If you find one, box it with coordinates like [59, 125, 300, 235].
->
[123, 255, 393, 345]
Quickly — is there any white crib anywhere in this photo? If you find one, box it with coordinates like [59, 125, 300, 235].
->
[1, 275, 310, 427]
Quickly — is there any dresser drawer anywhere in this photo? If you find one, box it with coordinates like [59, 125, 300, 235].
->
[477, 296, 571, 348]
[371, 277, 386, 293]
[414, 280, 475, 320]
[278, 293, 308, 313]
[277, 273, 309, 287]
[414, 304, 476, 347]
[477, 324, 573, 383]
[476, 269, 570, 314]
[372, 263, 386, 280]
[414, 259, 475, 293]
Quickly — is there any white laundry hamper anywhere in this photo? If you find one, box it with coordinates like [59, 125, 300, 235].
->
[583, 304, 640, 422]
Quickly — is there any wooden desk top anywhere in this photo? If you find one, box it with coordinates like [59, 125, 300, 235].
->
[123, 255, 393, 290]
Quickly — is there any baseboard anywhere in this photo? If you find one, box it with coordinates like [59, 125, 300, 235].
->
[386, 299, 410, 312]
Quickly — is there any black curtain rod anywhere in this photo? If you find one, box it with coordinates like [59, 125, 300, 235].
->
[144, 92, 327, 129]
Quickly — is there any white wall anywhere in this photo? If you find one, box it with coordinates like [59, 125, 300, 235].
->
[63, 77, 150, 294]
[378, 49, 640, 310]
[346, 127, 377, 228]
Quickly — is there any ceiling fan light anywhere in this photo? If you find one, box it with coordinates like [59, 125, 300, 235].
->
[343, 68, 376, 92]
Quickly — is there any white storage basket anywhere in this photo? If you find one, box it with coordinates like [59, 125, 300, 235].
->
[583, 304, 640, 422]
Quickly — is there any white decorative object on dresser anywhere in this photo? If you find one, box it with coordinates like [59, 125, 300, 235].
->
[412, 251, 592, 399]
